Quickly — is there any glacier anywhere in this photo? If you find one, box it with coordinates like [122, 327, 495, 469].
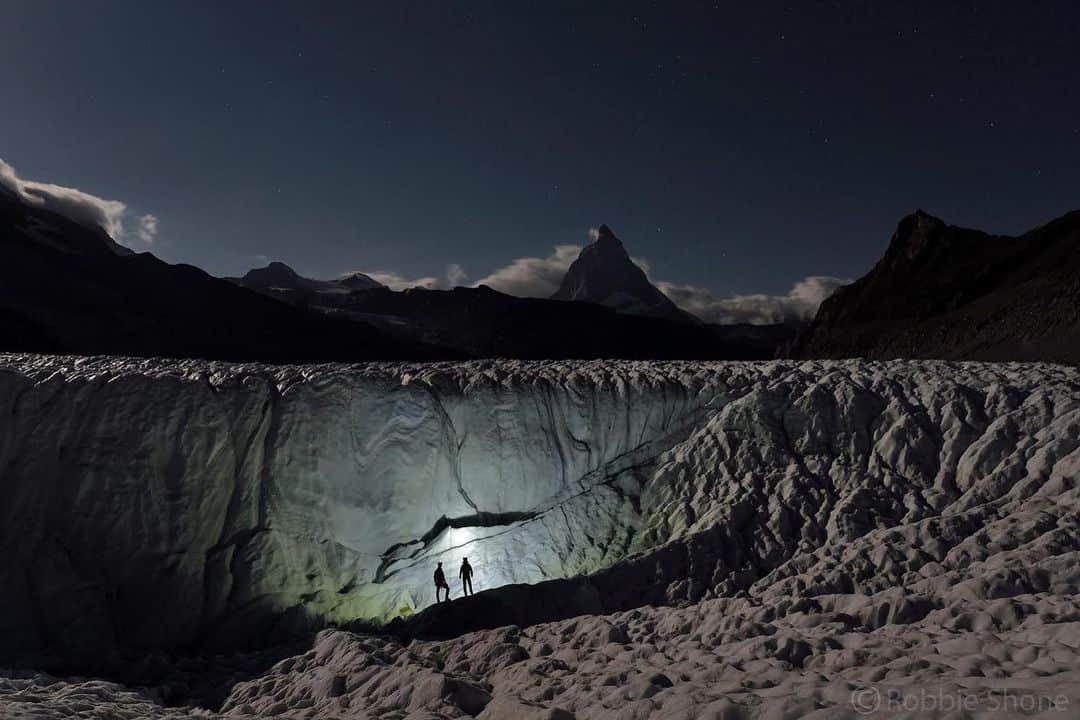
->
[0, 354, 1077, 669]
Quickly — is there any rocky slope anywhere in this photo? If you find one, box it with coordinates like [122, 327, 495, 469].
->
[789, 209, 1080, 362]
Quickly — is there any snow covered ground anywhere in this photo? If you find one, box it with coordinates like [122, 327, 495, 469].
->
[0, 355, 1077, 718]
[4, 545, 1079, 718]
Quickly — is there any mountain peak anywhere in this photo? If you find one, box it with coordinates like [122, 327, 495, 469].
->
[592, 223, 625, 250]
[241, 261, 304, 287]
[552, 225, 698, 324]
[339, 271, 384, 290]
[789, 206, 1080, 363]
[595, 223, 618, 239]
[886, 209, 950, 264]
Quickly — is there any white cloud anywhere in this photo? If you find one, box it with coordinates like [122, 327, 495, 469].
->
[471, 244, 582, 297]
[136, 214, 158, 244]
[0, 157, 131, 240]
[631, 255, 651, 275]
[339, 242, 584, 298]
[365, 271, 440, 291]
[656, 276, 849, 325]
[445, 263, 468, 287]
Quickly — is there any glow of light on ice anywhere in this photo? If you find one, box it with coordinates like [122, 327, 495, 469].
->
[441, 525, 516, 595]
[445, 525, 480, 561]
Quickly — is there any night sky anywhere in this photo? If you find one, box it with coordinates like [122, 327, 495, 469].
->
[2, 1, 1078, 311]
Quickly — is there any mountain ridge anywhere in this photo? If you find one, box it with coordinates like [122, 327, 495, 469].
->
[0, 190, 449, 361]
[231, 262, 384, 296]
[788, 207, 1080, 363]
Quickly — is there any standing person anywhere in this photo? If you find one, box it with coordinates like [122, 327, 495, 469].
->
[459, 557, 474, 596]
[434, 562, 450, 603]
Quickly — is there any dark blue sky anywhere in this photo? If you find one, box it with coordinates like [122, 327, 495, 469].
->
[2, 1, 1078, 298]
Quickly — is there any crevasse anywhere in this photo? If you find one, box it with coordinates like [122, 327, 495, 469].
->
[0, 356, 720, 657]
[1, 355, 1077, 663]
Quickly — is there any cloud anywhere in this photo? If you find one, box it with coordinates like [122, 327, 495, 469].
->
[364, 271, 440, 291]
[445, 263, 468, 287]
[338, 242, 583, 297]
[471, 244, 582, 297]
[0, 157, 130, 240]
[136, 214, 158, 244]
[656, 276, 849, 325]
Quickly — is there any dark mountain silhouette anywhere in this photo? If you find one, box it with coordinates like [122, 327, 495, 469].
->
[236, 261, 326, 291]
[323, 284, 794, 359]
[339, 271, 384, 291]
[227, 227, 796, 359]
[788, 209, 1080, 363]
[0, 189, 447, 361]
[551, 224, 699, 324]
[229, 262, 384, 305]
[1, 184, 794, 361]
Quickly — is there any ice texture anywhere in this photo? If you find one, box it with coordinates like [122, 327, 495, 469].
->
[0, 354, 1077, 671]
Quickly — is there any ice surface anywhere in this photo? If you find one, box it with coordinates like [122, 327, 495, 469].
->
[0, 355, 1078, 717]
[0, 355, 1076, 672]
[0, 355, 723, 658]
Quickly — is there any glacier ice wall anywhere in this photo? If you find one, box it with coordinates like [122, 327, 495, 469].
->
[399, 360, 1079, 643]
[0, 355, 724, 658]
[0, 354, 1076, 661]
